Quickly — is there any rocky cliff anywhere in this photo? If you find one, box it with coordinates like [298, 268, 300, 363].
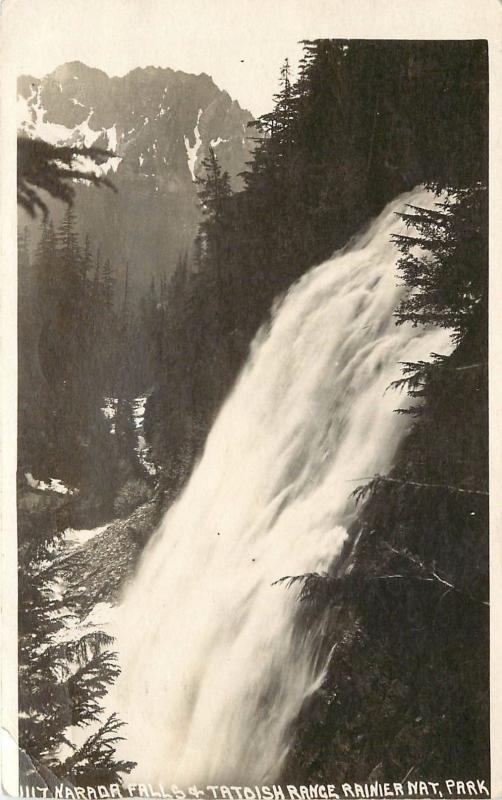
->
[18, 61, 256, 296]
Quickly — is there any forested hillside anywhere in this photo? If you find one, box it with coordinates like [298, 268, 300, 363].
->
[143, 40, 487, 496]
[18, 209, 151, 504]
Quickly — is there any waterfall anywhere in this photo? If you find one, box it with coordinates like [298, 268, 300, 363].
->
[111, 188, 452, 785]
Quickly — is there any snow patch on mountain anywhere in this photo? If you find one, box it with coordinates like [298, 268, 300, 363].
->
[210, 136, 229, 148]
[106, 124, 117, 153]
[18, 87, 121, 175]
[184, 108, 203, 181]
[98, 156, 122, 175]
[78, 111, 103, 148]
[72, 151, 122, 177]
[17, 63, 256, 293]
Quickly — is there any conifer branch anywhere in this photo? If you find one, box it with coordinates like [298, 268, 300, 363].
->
[352, 474, 488, 498]
[18, 136, 117, 218]
[380, 544, 489, 607]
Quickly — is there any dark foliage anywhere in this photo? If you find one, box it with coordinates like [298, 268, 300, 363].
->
[18, 149, 142, 788]
[57, 713, 136, 788]
[18, 211, 149, 504]
[18, 540, 135, 786]
[393, 186, 488, 339]
[18, 136, 116, 218]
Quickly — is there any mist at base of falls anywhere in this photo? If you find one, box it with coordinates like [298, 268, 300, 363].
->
[110, 188, 453, 785]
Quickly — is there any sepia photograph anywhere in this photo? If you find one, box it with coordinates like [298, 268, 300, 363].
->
[1, 1, 500, 798]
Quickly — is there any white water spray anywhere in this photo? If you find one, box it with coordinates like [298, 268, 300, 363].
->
[112, 189, 452, 784]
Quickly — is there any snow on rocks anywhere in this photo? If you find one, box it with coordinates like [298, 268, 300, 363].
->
[25, 472, 75, 495]
[210, 136, 229, 148]
[132, 395, 157, 476]
[100, 394, 157, 474]
[184, 108, 203, 181]
[64, 524, 110, 550]
[132, 395, 147, 429]
[17, 88, 122, 176]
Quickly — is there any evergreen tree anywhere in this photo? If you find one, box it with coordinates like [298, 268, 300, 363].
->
[197, 146, 233, 223]
[394, 185, 487, 341]
[19, 537, 135, 788]
[92, 247, 102, 306]
[81, 234, 93, 288]
[101, 258, 115, 314]
[195, 147, 236, 351]
[19, 219, 60, 475]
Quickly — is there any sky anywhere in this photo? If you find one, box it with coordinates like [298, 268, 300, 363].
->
[1, 0, 496, 118]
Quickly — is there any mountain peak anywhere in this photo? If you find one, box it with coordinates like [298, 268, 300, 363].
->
[49, 61, 110, 82]
[18, 61, 257, 296]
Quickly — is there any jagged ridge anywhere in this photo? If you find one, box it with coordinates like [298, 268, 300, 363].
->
[18, 61, 256, 296]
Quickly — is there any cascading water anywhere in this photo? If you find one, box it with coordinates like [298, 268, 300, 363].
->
[111, 188, 452, 785]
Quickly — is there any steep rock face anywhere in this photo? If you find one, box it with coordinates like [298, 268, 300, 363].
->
[18, 61, 256, 296]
